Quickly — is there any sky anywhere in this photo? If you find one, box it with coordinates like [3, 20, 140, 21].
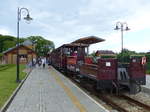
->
[0, 0, 150, 53]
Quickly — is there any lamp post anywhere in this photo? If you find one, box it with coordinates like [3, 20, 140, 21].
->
[16, 7, 33, 83]
[114, 22, 130, 53]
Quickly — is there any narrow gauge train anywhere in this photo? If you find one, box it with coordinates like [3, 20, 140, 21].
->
[50, 36, 146, 94]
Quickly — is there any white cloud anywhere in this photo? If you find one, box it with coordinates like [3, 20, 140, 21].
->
[127, 10, 150, 32]
[1, 0, 150, 52]
[0, 29, 12, 35]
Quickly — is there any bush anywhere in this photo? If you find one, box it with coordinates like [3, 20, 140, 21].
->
[0, 53, 3, 62]
[0, 53, 3, 57]
[145, 54, 150, 62]
[146, 62, 150, 74]
[117, 49, 137, 63]
[101, 55, 116, 59]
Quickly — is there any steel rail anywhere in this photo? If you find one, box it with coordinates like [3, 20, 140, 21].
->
[120, 95, 150, 111]
[57, 68, 150, 112]
[97, 94, 128, 112]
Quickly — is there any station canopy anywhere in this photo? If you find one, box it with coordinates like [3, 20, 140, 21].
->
[57, 43, 88, 49]
[63, 43, 89, 47]
[54, 43, 88, 51]
[71, 36, 105, 45]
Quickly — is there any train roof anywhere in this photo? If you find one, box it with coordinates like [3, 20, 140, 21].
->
[62, 43, 89, 47]
[72, 36, 105, 45]
[54, 43, 88, 51]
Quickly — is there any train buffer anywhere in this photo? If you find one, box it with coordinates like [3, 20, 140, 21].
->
[5, 66, 109, 112]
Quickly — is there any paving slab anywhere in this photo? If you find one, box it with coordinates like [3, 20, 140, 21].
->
[144, 75, 150, 88]
[6, 66, 109, 112]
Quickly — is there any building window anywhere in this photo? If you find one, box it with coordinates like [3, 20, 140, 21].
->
[19, 54, 27, 62]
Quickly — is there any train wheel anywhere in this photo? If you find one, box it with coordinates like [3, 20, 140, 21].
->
[130, 82, 141, 94]
[135, 84, 141, 93]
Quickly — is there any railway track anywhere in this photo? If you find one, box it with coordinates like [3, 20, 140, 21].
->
[119, 95, 150, 111]
[71, 75, 150, 112]
[97, 94, 127, 112]
[57, 69, 150, 112]
[97, 94, 150, 112]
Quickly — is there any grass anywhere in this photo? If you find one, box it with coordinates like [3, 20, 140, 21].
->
[146, 62, 150, 74]
[0, 64, 26, 108]
[0, 64, 14, 71]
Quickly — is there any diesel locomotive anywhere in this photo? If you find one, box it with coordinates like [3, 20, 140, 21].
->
[50, 36, 146, 94]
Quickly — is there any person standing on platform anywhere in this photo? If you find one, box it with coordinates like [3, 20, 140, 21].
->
[37, 57, 42, 68]
[33, 58, 36, 67]
[42, 57, 46, 68]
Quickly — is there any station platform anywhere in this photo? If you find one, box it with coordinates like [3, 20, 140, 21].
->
[144, 75, 150, 88]
[142, 75, 150, 93]
[6, 66, 109, 112]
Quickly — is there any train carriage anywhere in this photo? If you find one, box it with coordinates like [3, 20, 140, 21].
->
[117, 55, 146, 93]
[51, 43, 88, 72]
[50, 36, 146, 94]
[71, 36, 118, 90]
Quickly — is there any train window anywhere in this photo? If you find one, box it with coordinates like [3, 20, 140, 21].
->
[63, 48, 67, 54]
[72, 51, 77, 56]
[63, 48, 71, 56]
[19, 54, 27, 58]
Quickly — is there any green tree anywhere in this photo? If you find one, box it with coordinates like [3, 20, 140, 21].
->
[0, 53, 3, 62]
[145, 54, 150, 73]
[0, 35, 16, 53]
[0, 34, 55, 56]
[145, 54, 150, 62]
[19, 38, 27, 43]
[89, 51, 96, 57]
[117, 48, 137, 62]
[27, 36, 55, 56]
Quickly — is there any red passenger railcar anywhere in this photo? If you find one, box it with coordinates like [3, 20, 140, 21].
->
[80, 58, 118, 90]
[50, 36, 146, 94]
[51, 43, 88, 71]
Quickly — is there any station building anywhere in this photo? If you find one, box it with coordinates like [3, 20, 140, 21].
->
[3, 40, 37, 64]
